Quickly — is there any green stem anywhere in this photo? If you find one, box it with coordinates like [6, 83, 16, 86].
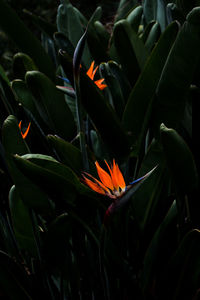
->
[74, 77, 89, 172]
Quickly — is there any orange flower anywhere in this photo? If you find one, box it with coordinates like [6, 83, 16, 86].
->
[86, 61, 107, 90]
[18, 121, 31, 139]
[82, 159, 126, 199]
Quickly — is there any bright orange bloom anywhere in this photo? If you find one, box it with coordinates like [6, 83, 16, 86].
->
[82, 159, 126, 199]
[86, 61, 107, 90]
[18, 121, 31, 139]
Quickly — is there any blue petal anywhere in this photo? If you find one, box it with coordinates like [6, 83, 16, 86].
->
[129, 175, 145, 185]
[57, 75, 70, 84]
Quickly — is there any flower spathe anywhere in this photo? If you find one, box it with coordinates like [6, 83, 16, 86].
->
[18, 121, 31, 139]
[86, 61, 107, 90]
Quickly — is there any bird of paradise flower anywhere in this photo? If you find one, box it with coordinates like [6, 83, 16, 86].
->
[58, 60, 107, 92]
[86, 61, 107, 90]
[82, 159, 157, 225]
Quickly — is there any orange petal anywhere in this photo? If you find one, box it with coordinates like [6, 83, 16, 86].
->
[82, 174, 107, 195]
[111, 159, 126, 191]
[86, 61, 98, 80]
[18, 120, 22, 130]
[94, 78, 107, 90]
[95, 161, 114, 190]
[20, 122, 31, 139]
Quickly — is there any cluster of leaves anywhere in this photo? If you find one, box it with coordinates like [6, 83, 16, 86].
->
[0, 0, 198, 299]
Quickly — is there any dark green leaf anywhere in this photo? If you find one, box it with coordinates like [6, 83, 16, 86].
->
[0, 250, 33, 300]
[9, 185, 37, 256]
[0, 0, 55, 80]
[25, 71, 76, 141]
[154, 8, 200, 131]
[113, 19, 148, 86]
[122, 21, 179, 155]
[160, 124, 198, 194]
[80, 71, 130, 159]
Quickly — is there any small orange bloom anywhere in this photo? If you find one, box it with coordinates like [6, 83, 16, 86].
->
[18, 121, 31, 139]
[86, 61, 107, 90]
[82, 159, 126, 199]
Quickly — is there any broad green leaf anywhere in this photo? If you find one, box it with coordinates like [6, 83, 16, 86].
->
[9, 185, 37, 256]
[99, 62, 125, 118]
[156, 229, 200, 300]
[166, 3, 185, 25]
[47, 134, 84, 174]
[139, 20, 156, 42]
[176, 0, 200, 17]
[126, 5, 143, 32]
[145, 22, 161, 52]
[130, 140, 171, 231]
[0, 210, 18, 257]
[122, 21, 179, 155]
[23, 9, 57, 38]
[142, 201, 178, 292]
[160, 124, 198, 194]
[0, 0, 55, 80]
[0, 65, 17, 116]
[154, 8, 200, 131]
[0, 250, 33, 300]
[12, 53, 38, 80]
[87, 8, 110, 64]
[12, 154, 79, 204]
[107, 61, 132, 101]
[112, 19, 148, 86]
[143, 0, 167, 31]
[0, 63, 10, 85]
[115, 0, 138, 21]
[25, 71, 76, 141]
[11, 79, 46, 129]
[2, 115, 53, 212]
[79, 70, 130, 159]
[94, 21, 110, 50]
[57, 0, 91, 67]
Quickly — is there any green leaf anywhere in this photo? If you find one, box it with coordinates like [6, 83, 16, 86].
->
[0, 250, 33, 299]
[154, 8, 200, 131]
[57, 0, 91, 67]
[12, 154, 79, 204]
[11, 79, 46, 128]
[143, 0, 167, 31]
[47, 134, 83, 174]
[9, 185, 37, 256]
[23, 9, 57, 38]
[0, 0, 55, 80]
[87, 7, 110, 64]
[160, 124, 198, 194]
[79, 70, 130, 159]
[145, 22, 161, 52]
[166, 3, 185, 25]
[122, 21, 179, 155]
[112, 19, 148, 86]
[2, 115, 53, 212]
[12, 53, 38, 80]
[25, 71, 76, 141]
[130, 140, 171, 231]
[0, 64, 17, 116]
[0, 63, 10, 85]
[156, 229, 200, 300]
[115, 0, 138, 21]
[142, 201, 178, 293]
[99, 62, 125, 118]
[126, 5, 143, 33]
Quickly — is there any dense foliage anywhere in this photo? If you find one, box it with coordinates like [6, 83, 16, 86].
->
[0, 0, 198, 299]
